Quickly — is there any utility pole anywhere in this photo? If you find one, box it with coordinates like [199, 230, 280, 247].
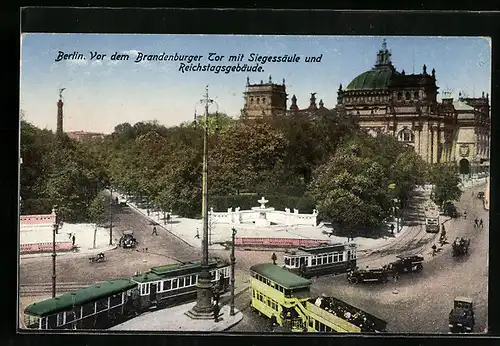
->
[52, 220, 58, 298]
[230, 227, 237, 316]
[109, 186, 113, 245]
[186, 85, 219, 320]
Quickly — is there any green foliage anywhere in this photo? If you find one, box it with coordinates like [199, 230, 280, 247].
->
[428, 163, 463, 207]
[89, 195, 107, 226]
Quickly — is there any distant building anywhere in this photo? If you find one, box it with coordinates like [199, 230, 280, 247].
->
[66, 131, 105, 142]
[240, 39, 490, 175]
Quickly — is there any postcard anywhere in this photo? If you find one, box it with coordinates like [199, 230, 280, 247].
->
[19, 34, 490, 334]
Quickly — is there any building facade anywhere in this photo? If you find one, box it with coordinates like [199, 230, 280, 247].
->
[66, 131, 105, 142]
[240, 40, 490, 173]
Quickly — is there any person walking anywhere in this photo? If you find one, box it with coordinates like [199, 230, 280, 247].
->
[213, 301, 220, 322]
[474, 218, 478, 228]
[271, 253, 277, 265]
[479, 218, 484, 228]
[194, 228, 200, 239]
[432, 244, 437, 256]
[72, 234, 76, 247]
[151, 225, 158, 236]
[463, 210, 467, 219]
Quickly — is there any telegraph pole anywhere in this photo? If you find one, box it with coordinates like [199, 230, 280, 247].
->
[52, 215, 58, 298]
[109, 186, 113, 245]
[230, 227, 237, 316]
[186, 86, 219, 320]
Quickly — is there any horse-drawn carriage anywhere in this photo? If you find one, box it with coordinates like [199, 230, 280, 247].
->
[89, 252, 106, 263]
[452, 237, 470, 257]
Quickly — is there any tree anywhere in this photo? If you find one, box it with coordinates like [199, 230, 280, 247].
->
[89, 195, 107, 248]
[428, 163, 463, 207]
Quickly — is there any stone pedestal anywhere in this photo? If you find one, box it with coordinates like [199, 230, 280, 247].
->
[185, 270, 214, 320]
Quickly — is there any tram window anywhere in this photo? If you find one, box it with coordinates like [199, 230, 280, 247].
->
[210, 271, 216, 280]
[57, 312, 64, 326]
[347, 251, 351, 260]
[110, 293, 122, 307]
[192, 275, 197, 284]
[65, 311, 75, 323]
[284, 289, 291, 297]
[284, 257, 290, 265]
[317, 257, 323, 265]
[338, 254, 344, 262]
[178, 277, 185, 288]
[74, 307, 81, 320]
[291, 258, 295, 266]
[41, 317, 47, 329]
[47, 315, 57, 329]
[328, 255, 333, 263]
[96, 298, 108, 312]
[82, 302, 95, 317]
[172, 278, 178, 289]
[186, 276, 191, 286]
[311, 258, 316, 266]
[163, 280, 171, 291]
[252, 289, 255, 298]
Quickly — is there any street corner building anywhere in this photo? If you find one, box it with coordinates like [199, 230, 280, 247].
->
[241, 39, 490, 175]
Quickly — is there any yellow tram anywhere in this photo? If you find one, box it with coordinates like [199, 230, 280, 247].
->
[249, 263, 387, 333]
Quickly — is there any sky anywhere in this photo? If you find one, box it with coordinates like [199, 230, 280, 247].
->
[20, 34, 491, 134]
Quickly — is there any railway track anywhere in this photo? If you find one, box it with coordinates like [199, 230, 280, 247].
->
[19, 282, 99, 296]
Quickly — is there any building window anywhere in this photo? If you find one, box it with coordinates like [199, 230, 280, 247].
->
[250, 98, 254, 103]
[405, 92, 411, 100]
[397, 92, 402, 101]
[398, 128, 415, 142]
[262, 97, 266, 103]
[414, 91, 419, 99]
[256, 98, 260, 103]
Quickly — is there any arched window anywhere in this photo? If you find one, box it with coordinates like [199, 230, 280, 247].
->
[398, 128, 415, 142]
[414, 91, 419, 99]
[262, 97, 266, 103]
[250, 98, 254, 103]
[405, 92, 411, 100]
[397, 92, 402, 101]
[256, 98, 260, 103]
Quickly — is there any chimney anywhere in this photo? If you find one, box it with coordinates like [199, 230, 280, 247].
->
[57, 99, 63, 135]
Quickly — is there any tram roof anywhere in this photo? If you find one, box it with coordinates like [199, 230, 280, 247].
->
[24, 279, 137, 317]
[297, 243, 347, 254]
[149, 258, 228, 277]
[250, 263, 312, 289]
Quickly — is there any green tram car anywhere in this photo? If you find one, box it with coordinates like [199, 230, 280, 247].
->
[283, 243, 357, 278]
[250, 263, 387, 333]
[23, 258, 230, 330]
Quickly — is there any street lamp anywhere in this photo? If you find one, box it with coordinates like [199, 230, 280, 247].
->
[230, 227, 237, 316]
[186, 85, 219, 320]
[51, 208, 58, 298]
[109, 186, 113, 246]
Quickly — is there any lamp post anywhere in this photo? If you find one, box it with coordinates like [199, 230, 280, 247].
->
[52, 219, 58, 298]
[109, 186, 113, 245]
[186, 85, 219, 320]
[230, 227, 237, 316]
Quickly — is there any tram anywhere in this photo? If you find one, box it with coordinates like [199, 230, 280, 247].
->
[283, 243, 357, 277]
[23, 258, 230, 330]
[250, 263, 387, 333]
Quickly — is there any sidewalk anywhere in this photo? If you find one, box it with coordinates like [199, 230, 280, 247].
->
[109, 301, 243, 332]
[20, 223, 118, 259]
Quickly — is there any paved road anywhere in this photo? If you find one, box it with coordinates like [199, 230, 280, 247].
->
[309, 182, 488, 334]
[19, 183, 488, 334]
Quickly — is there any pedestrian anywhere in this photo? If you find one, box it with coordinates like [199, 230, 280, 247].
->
[194, 228, 200, 239]
[271, 252, 277, 265]
[72, 234, 76, 246]
[463, 210, 467, 219]
[390, 224, 395, 234]
[213, 302, 220, 322]
[115, 197, 118, 204]
[474, 218, 478, 228]
[479, 218, 483, 228]
[151, 225, 158, 236]
[431, 244, 437, 256]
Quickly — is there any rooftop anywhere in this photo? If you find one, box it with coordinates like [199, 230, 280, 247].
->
[24, 279, 137, 317]
[250, 263, 311, 289]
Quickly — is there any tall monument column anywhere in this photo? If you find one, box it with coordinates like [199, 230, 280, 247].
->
[57, 99, 63, 135]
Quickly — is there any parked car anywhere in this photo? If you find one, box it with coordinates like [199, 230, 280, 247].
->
[477, 191, 485, 200]
[449, 297, 475, 333]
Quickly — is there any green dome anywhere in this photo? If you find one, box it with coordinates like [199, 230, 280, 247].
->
[346, 68, 395, 91]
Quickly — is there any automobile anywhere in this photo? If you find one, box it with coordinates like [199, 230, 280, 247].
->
[119, 197, 127, 205]
[452, 237, 470, 257]
[449, 297, 475, 333]
[387, 254, 424, 274]
[477, 191, 485, 199]
[119, 230, 138, 249]
[347, 266, 389, 284]
[443, 202, 458, 218]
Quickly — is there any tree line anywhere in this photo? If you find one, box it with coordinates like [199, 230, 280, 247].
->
[20, 109, 462, 235]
